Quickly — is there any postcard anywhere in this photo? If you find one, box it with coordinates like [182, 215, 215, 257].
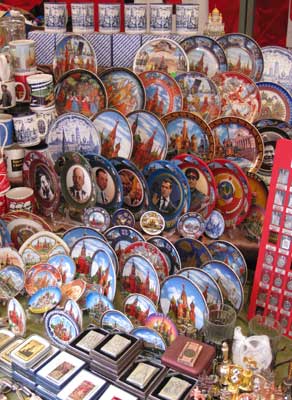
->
[98, 384, 138, 400]
[15, 339, 45, 362]
[126, 362, 159, 389]
[49, 361, 75, 381]
[76, 331, 106, 351]
[100, 335, 131, 358]
[0, 338, 24, 365]
[57, 370, 106, 400]
[159, 377, 191, 400]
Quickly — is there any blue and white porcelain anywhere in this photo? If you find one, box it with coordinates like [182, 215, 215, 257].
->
[44, 2, 68, 33]
[98, 4, 121, 34]
[204, 210, 225, 239]
[71, 2, 94, 33]
[176, 4, 199, 35]
[262, 46, 292, 95]
[150, 4, 172, 34]
[47, 254, 76, 284]
[125, 4, 147, 34]
[131, 326, 166, 352]
[44, 309, 80, 347]
[101, 309, 133, 333]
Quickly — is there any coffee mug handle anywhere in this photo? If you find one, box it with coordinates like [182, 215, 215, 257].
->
[36, 116, 48, 138]
[14, 82, 26, 103]
[0, 122, 8, 158]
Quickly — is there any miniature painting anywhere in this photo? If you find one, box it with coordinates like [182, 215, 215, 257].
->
[15, 339, 45, 362]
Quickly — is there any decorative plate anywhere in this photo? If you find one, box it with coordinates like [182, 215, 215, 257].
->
[207, 240, 248, 286]
[133, 38, 189, 77]
[54, 69, 107, 118]
[86, 291, 114, 325]
[201, 260, 244, 312]
[160, 275, 208, 333]
[62, 226, 105, 249]
[174, 238, 212, 269]
[84, 154, 123, 211]
[28, 286, 62, 314]
[19, 231, 69, 269]
[120, 254, 160, 304]
[101, 310, 134, 333]
[127, 110, 168, 169]
[161, 111, 215, 161]
[92, 109, 133, 159]
[209, 116, 264, 173]
[61, 279, 86, 306]
[256, 81, 292, 125]
[64, 299, 83, 330]
[0, 219, 12, 247]
[178, 267, 223, 307]
[44, 309, 80, 347]
[217, 33, 264, 81]
[175, 72, 221, 122]
[99, 67, 146, 115]
[0, 247, 24, 270]
[147, 236, 181, 275]
[78, 282, 103, 311]
[131, 326, 166, 352]
[177, 212, 205, 239]
[7, 298, 26, 336]
[47, 113, 101, 163]
[25, 263, 62, 295]
[212, 72, 261, 123]
[261, 46, 292, 94]
[180, 35, 227, 78]
[83, 207, 111, 233]
[47, 254, 76, 284]
[204, 210, 225, 239]
[0, 266, 25, 300]
[124, 294, 157, 326]
[53, 34, 97, 82]
[111, 208, 135, 227]
[144, 313, 178, 346]
[254, 118, 292, 137]
[22, 150, 45, 185]
[104, 225, 145, 254]
[90, 249, 117, 301]
[139, 70, 183, 118]
[140, 211, 165, 236]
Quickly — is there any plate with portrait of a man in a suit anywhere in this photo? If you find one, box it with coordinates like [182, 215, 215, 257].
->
[66, 165, 92, 205]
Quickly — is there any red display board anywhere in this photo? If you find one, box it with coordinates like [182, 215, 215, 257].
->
[248, 139, 292, 338]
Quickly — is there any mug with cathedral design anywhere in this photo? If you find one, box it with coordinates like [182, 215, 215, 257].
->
[176, 4, 199, 35]
[71, 3, 95, 33]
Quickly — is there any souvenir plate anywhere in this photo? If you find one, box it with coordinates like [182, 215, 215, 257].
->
[204, 210, 225, 239]
[62, 226, 105, 249]
[47, 113, 101, 163]
[111, 208, 135, 227]
[217, 33, 264, 81]
[140, 211, 165, 236]
[174, 238, 212, 269]
[147, 236, 181, 275]
[7, 298, 26, 336]
[256, 81, 292, 125]
[124, 294, 157, 326]
[90, 249, 117, 301]
[201, 260, 244, 312]
[25, 263, 62, 295]
[54, 69, 107, 118]
[131, 326, 166, 352]
[254, 118, 292, 138]
[209, 116, 264, 173]
[44, 310, 80, 347]
[19, 231, 69, 269]
[180, 35, 227, 78]
[177, 212, 205, 239]
[178, 267, 223, 307]
[22, 150, 44, 186]
[207, 240, 248, 286]
[86, 291, 114, 325]
[127, 110, 168, 169]
[0, 247, 24, 270]
[133, 38, 189, 77]
[92, 109, 133, 159]
[145, 313, 178, 346]
[57, 370, 106, 400]
[28, 286, 62, 314]
[139, 71, 183, 118]
[83, 207, 111, 233]
[120, 254, 160, 304]
[47, 254, 76, 284]
[64, 299, 82, 330]
[261, 46, 292, 94]
[101, 310, 134, 333]
[0, 266, 24, 300]
[105, 225, 145, 254]
[99, 67, 146, 115]
[160, 275, 208, 332]
[98, 385, 138, 400]
[53, 34, 97, 82]
[0, 219, 12, 247]
[175, 72, 221, 122]
[212, 72, 261, 123]
[161, 111, 215, 161]
[61, 279, 86, 306]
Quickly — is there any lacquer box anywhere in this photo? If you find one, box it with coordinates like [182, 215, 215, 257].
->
[0, 328, 16, 351]
[0, 338, 24, 377]
[10, 334, 51, 369]
[148, 371, 198, 400]
[67, 327, 109, 362]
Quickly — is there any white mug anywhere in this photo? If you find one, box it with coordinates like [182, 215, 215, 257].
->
[13, 112, 48, 147]
[150, 4, 173, 34]
[4, 144, 25, 183]
[44, 2, 68, 33]
[0, 80, 26, 109]
[9, 39, 37, 73]
[98, 4, 121, 33]
[71, 2, 94, 33]
[125, 4, 147, 34]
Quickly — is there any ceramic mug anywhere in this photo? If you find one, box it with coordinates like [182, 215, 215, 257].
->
[6, 186, 36, 213]
[71, 2, 94, 33]
[176, 4, 199, 34]
[98, 4, 121, 33]
[9, 39, 37, 74]
[0, 114, 13, 148]
[0, 80, 26, 109]
[14, 70, 37, 103]
[125, 4, 147, 34]
[4, 144, 25, 183]
[24, 142, 50, 158]
[44, 2, 68, 33]
[0, 52, 13, 82]
[150, 4, 173, 34]
[13, 112, 48, 147]
[26, 73, 54, 108]
[30, 104, 57, 139]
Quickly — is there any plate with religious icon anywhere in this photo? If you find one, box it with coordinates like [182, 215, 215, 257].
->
[7, 298, 26, 336]
[174, 238, 212, 269]
[101, 310, 134, 333]
[0, 266, 25, 301]
[124, 294, 157, 326]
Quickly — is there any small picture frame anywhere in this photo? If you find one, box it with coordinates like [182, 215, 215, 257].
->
[98, 384, 138, 400]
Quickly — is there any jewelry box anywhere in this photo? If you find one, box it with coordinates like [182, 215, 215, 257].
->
[148, 371, 198, 400]
[10, 334, 51, 369]
[67, 327, 109, 362]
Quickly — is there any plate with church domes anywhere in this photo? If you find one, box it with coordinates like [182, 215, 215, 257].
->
[25, 263, 62, 295]
[124, 294, 157, 326]
[144, 313, 178, 346]
[86, 292, 114, 325]
[159, 275, 208, 333]
[62, 226, 105, 249]
[127, 110, 168, 170]
[0, 266, 25, 301]
[139, 71, 183, 118]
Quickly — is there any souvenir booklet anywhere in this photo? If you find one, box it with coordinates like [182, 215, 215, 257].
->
[100, 334, 131, 358]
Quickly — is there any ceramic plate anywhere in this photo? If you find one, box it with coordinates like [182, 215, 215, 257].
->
[101, 310, 133, 333]
[127, 110, 168, 169]
[161, 111, 215, 161]
[64, 299, 83, 330]
[204, 210, 225, 239]
[53, 34, 97, 82]
[99, 67, 145, 115]
[180, 35, 227, 78]
[28, 286, 62, 314]
[111, 208, 135, 227]
[131, 326, 166, 352]
[90, 249, 117, 301]
[22, 150, 45, 186]
[25, 263, 62, 295]
[254, 118, 292, 138]
[147, 236, 181, 275]
[47, 113, 101, 163]
[44, 309, 80, 347]
[0, 247, 24, 270]
[140, 211, 165, 236]
[47, 254, 76, 284]
[124, 294, 157, 326]
[61, 279, 86, 306]
[209, 116, 264, 173]
[174, 238, 212, 269]
[92, 109, 133, 159]
[104, 225, 145, 254]
[217, 33, 264, 81]
[0, 266, 24, 300]
[8, 298, 26, 336]
[0, 220, 12, 248]
[175, 72, 221, 122]
[139, 70, 183, 118]
[177, 212, 205, 239]
[62, 226, 105, 249]
[212, 71, 261, 123]
[83, 207, 111, 233]
[144, 313, 178, 346]
[86, 291, 114, 325]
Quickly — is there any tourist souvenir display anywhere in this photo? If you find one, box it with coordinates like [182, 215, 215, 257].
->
[53, 34, 97, 82]
[174, 238, 212, 269]
[101, 309, 134, 333]
[92, 109, 133, 159]
[177, 212, 205, 239]
[7, 298, 26, 337]
[147, 236, 181, 275]
[133, 38, 189, 77]
[90, 248, 117, 301]
[161, 111, 215, 161]
[99, 333, 133, 358]
[47, 254, 76, 284]
[98, 384, 138, 400]
[202, 260, 244, 312]
[44, 310, 80, 348]
[105, 225, 145, 255]
[28, 286, 62, 314]
[212, 72, 261, 123]
[0, 265, 24, 301]
[124, 294, 157, 326]
[111, 208, 136, 227]
[175, 72, 221, 122]
[10, 334, 50, 369]
[140, 211, 165, 236]
[99, 67, 146, 115]
[0, 247, 24, 270]
[70, 327, 107, 355]
[217, 33, 264, 82]
[62, 226, 105, 248]
[145, 313, 178, 346]
[204, 210, 225, 239]
[131, 327, 166, 352]
[54, 69, 107, 118]
[127, 110, 168, 170]
[64, 299, 83, 330]
[60, 279, 86, 306]
[0, 219, 12, 247]
[85, 291, 114, 325]
[180, 35, 227, 78]
[139, 71, 183, 118]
